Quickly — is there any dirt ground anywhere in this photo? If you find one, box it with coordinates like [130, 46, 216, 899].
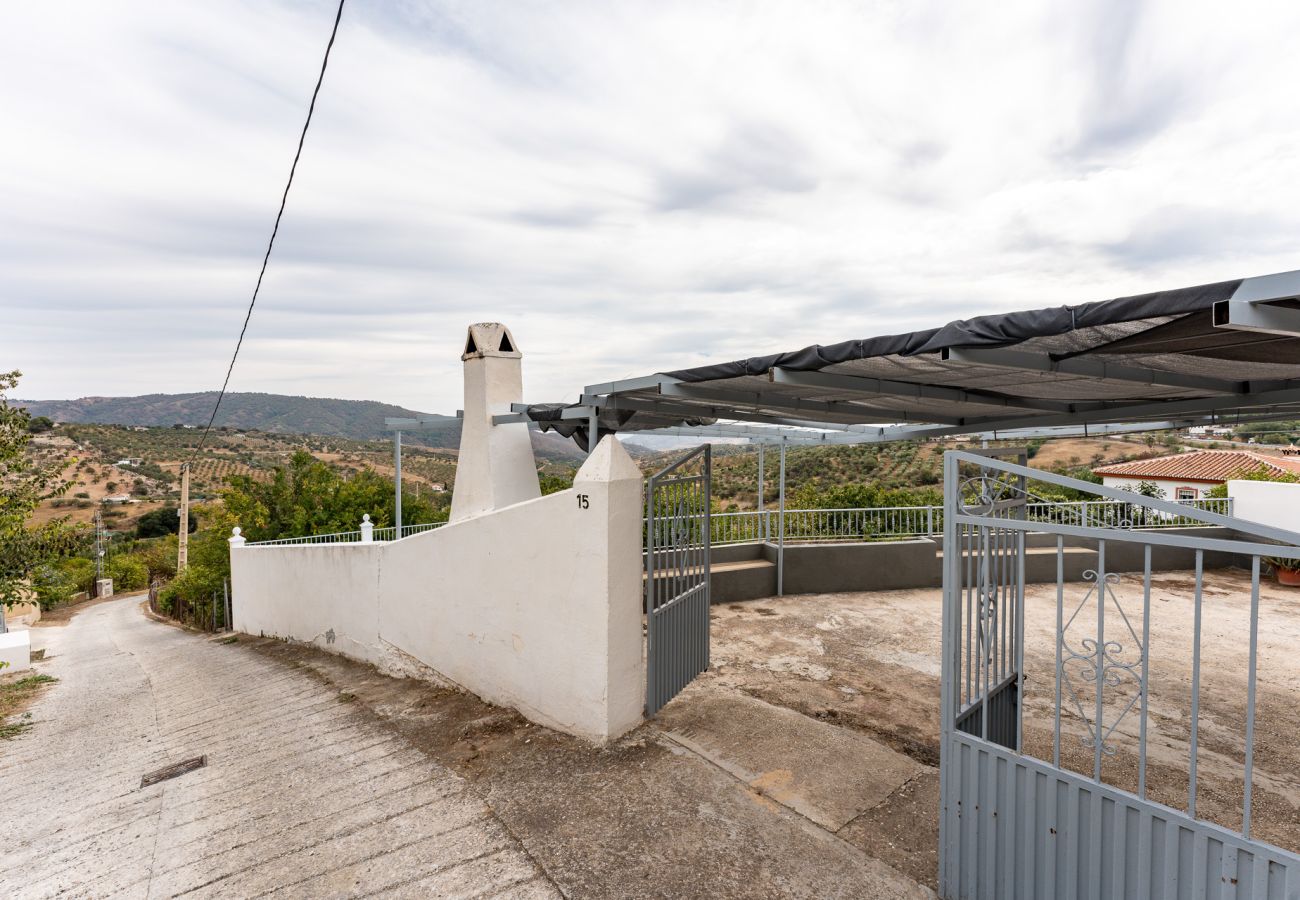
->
[706, 567, 1300, 863]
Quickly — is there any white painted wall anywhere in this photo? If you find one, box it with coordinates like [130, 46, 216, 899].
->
[231, 543, 389, 668]
[0, 630, 31, 673]
[1229, 479, 1300, 535]
[1100, 475, 1215, 500]
[230, 436, 645, 744]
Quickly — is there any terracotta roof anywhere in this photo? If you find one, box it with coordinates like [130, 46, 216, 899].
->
[1094, 450, 1300, 483]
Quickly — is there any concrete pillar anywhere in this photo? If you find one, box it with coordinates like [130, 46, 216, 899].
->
[450, 323, 541, 523]
[360, 514, 374, 543]
[573, 434, 647, 741]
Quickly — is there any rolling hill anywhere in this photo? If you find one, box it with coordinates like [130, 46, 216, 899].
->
[20, 391, 586, 463]
[20, 392, 450, 441]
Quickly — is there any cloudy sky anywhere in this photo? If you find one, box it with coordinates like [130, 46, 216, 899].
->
[3, 0, 1300, 414]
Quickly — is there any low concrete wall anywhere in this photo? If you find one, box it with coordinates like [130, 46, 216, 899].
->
[712, 527, 1245, 601]
[1230, 479, 1300, 536]
[231, 543, 387, 668]
[231, 437, 644, 744]
[0, 631, 31, 673]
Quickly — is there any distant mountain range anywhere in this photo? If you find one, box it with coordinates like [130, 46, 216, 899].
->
[19, 391, 586, 461]
[20, 392, 450, 438]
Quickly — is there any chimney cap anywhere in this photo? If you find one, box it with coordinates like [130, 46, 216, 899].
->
[462, 323, 522, 360]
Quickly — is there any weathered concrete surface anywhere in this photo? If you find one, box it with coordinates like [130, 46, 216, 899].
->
[247, 637, 935, 900]
[0, 594, 558, 899]
[657, 689, 925, 830]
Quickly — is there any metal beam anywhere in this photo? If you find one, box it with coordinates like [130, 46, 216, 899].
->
[660, 382, 966, 425]
[490, 413, 529, 425]
[577, 393, 889, 432]
[941, 347, 1247, 395]
[915, 383, 1300, 439]
[385, 415, 456, 430]
[768, 366, 1074, 413]
[1213, 299, 1300, 338]
[583, 374, 678, 396]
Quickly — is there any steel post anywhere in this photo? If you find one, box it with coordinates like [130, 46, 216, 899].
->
[777, 442, 786, 596]
[393, 429, 402, 534]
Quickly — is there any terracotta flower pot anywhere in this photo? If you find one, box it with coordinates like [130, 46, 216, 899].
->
[1277, 567, 1300, 586]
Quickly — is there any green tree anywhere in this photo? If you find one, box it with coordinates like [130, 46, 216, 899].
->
[135, 506, 196, 538]
[221, 450, 442, 542]
[26, 416, 53, 434]
[1, 372, 89, 614]
[105, 555, 149, 592]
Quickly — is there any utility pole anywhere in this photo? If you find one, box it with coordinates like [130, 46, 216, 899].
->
[177, 463, 190, 572]
[95, 509, 105, 583]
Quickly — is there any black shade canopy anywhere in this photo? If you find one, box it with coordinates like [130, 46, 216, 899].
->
[527, 269, 1300, 446]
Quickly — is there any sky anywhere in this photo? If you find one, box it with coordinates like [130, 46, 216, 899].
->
[3, 0, 1300, 415]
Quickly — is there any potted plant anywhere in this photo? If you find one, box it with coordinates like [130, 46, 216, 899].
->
[1264, 556, 1300, 586]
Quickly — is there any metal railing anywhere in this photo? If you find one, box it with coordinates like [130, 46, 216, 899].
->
[244, 521, 447, 546]
[706, 496, 1232, 545]
[242, 498, 1232, 548]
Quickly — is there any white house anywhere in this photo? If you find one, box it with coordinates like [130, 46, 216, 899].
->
[1093, 449, 1300, 500]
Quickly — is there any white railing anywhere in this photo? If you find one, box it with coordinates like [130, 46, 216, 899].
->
[706, 497, 1234, 545]
[243, 497, 1233, 547]
[245, 521, 447, 547]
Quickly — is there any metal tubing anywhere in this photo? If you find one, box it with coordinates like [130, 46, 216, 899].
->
[1139, 546, 1151, 799]
[1244, 555, 1260, 837]
[757, 445, 765, 541]
[394, 430, 403, 531]
[1054, 535, 1063, 768]
[1094, 541, 1107, 781]
[777, 443, 786, 596]
[1189, 550, 1204, 817]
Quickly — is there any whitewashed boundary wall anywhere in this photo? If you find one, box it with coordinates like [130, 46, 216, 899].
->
[1230, 477, 1300, 533]
[230, 436, 645, 744]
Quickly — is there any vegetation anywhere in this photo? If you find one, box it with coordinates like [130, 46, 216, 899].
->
[221, 450, 444, 540]
[1, 372, 90, 611]
[135, 506, 196, 538]
[0, 673, 58, 740]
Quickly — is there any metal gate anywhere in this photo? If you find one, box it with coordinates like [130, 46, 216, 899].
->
[940, 449, 1300, 899]
[644, 444, 711, 716]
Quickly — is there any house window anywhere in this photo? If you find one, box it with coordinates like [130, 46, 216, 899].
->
[1175, 487, 1197, 501]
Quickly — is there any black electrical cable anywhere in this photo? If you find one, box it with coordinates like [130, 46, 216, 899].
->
[187, 0, 347, 464]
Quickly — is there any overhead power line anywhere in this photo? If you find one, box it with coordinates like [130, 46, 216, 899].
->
[187, 0, 348, 465]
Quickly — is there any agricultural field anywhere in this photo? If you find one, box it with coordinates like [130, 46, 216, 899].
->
[24, 418, 1194, 539]
[639, 433, 1180, 512]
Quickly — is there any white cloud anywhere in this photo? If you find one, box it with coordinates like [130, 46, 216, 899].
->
[3, 0, 1300, 412]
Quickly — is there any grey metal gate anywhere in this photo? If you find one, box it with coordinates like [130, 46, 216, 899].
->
[645, 444, 711, 716]
[940, 449, 1300, 899]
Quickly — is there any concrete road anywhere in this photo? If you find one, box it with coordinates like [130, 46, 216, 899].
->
[0, 595, 559, 900]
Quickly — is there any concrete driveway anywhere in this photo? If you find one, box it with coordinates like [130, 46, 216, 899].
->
[0, 594, 558, 899]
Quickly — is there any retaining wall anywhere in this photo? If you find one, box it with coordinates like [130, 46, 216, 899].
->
[712, 527, 1242, 602]
[231, 437, 644, 744]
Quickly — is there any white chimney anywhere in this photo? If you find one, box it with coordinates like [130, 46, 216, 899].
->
[449, 323, 541, 522]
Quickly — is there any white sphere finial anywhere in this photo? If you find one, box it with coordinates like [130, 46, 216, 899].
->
[362, 514, 371, 523]
[232, 526, 242, 537]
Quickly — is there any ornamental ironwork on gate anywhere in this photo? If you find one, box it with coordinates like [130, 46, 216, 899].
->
[939, 448, 1300, 899]
[644, 444, 711, 716]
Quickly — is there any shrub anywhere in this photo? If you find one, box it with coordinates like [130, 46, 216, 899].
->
[137, 536, 179, 580]
[105, 555, 149, 591]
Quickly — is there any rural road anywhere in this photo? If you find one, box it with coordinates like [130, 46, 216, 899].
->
[0, 594, 559, 899]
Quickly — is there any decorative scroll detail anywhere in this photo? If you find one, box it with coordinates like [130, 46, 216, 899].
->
[670, 496, 695, 549]
[959, 474, 1027, 517]
[1059, 570, 1145, 756]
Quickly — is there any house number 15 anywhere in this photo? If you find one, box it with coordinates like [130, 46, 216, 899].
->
[577, 494, 590, 509]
